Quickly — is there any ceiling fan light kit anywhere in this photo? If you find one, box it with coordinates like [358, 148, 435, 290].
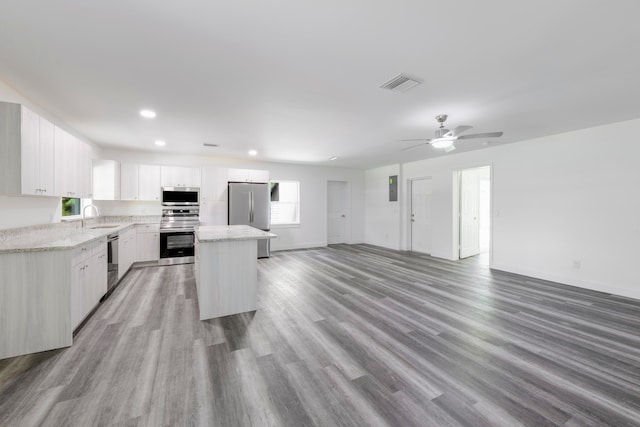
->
[401, 114, 503, 152]
[431, 139, 454, 149]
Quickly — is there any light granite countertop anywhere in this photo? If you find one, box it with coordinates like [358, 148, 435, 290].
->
[0, 218, 160, 254]
[195, 225, 277, 242]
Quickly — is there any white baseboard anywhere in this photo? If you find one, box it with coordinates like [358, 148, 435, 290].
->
[363, 240, 400, 251]
[491, 263, 640, 301]
[271, 242, 327, 252]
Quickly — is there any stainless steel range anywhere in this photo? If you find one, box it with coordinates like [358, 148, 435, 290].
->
[159, 193, 200, 265]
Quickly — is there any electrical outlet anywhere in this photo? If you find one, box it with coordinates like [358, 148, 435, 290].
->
[572, 260, 581, 269]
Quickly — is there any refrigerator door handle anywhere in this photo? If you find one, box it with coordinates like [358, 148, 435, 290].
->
[250, 191, 254, 223]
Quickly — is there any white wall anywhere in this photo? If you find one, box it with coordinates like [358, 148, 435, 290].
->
[367, 118, 640, 300]
[364, 164, 401, 249]
[97, 148, 365, 251]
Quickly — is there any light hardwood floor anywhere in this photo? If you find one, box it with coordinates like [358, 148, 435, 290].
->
[1, 244, 640, 426]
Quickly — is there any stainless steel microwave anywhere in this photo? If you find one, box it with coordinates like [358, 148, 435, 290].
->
[161, 187, 200, 206]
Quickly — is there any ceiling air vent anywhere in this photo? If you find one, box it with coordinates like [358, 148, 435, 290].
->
[379, 73, 422, 93]
[203, 143, 219, 147]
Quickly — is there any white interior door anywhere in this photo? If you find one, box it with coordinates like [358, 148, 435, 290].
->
[327, 181, 347, 244]
[459, 169, 480, 258]
[411, 178, 433, 254]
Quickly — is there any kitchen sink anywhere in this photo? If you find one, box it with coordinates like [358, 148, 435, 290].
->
[88, 224, 120, 229]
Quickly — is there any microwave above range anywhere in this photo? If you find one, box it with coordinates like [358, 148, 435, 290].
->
[161, 187, 200, 206]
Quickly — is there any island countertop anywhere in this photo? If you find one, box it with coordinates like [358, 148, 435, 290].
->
[195, 225, 277, 242]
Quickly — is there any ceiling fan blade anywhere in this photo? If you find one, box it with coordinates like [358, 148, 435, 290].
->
[444, 125, 473, 137]
[400, 138, 431, 142]
[457, 131, 503, 140]
[400, 142, 429, 151]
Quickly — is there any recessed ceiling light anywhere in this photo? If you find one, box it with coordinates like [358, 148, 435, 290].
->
[329, 156, 338, 161]
[248, 150, 257, 156]
[154, 140, 166, 147]
[140, 109, 156, 119]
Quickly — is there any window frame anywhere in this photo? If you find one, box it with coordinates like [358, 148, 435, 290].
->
[269, 180, 300, 227]
[61, 197, 90, 221]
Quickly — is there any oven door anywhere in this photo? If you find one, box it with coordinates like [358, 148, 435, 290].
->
[159, 230, 195, 264]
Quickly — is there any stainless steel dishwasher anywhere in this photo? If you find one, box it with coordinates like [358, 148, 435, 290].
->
[107, 233, 119, 291]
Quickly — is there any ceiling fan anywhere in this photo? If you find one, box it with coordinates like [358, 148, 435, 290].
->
[401, 114, 503, 153]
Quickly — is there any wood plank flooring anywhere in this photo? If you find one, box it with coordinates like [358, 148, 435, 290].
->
[2, 244, 640, 426]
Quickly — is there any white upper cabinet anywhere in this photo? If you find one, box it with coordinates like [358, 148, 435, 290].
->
[93, 162, 160, 201]
[79, 141, 92, 198]
[120, 163, 139, 200]
[0, 103, 56, 196]
[37, 117, 56, 196]
[200, 168, 228, 226]
[19, 106, 41, 196]
[227, 168, 269, 183]
[54, 127, 77, 197]
[160, 166, 201, 188]
[138, 164, 161, 201]
[201, 167, 228, 201]
[92, 160, 120, 200]
[54, 127, 91, 198]
[117, 163, 161, 201]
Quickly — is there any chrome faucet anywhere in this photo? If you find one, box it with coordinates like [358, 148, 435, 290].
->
[82, 204, 100, 228]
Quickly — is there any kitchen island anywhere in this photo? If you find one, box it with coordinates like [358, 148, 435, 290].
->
[194, 225, 276, 320]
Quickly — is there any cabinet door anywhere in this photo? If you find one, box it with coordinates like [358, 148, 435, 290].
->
[120, 164, 139, 200]
[184, 167, 201, 187]
[161, 166, 201, 187]
[38, 117, 55, 195]
[200, 200, 227, 226]
[65, 133, 81, 197]
[20, 106, 40, 196]
[54, 127, 67, 197]
[249, 169, 269, 183]
[138, 164, 161, 201]
[136, 232, 159, 262]
[54, 128, 79, 197]
[93, 250, 108, 303]
[79, 142, 92, 198]
[201, 167, 228, 201]
[227, 168, 250, 183]
[71, 262, 86, 329]
[92, 160, 120, 200]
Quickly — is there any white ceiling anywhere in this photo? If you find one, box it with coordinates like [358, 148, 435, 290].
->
[1, 0, 639, 169]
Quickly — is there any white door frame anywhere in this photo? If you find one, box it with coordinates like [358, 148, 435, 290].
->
[453, 165, 493, 264]
[408, 177, 432, 253]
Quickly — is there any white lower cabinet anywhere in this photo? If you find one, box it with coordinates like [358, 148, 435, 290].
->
[136, 224, 159, 262]
[71, 237, 108, 330]
[119, 227, 137, 278]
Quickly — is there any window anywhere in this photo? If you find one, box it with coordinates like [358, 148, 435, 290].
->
[270, 180, 300, 225]
[62, 197, 81, 217]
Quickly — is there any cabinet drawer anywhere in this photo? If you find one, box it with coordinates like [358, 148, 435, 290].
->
[72, 243, 92, 265]
[136, 224, 160, 233]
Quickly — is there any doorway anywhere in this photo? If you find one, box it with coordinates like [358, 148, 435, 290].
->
[458, 166, 491, 263]
[327, 181, 349, 244]
[410, 178, 433, 254]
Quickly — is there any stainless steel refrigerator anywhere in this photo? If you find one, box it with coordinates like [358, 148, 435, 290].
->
[228, 182, 270, 258]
